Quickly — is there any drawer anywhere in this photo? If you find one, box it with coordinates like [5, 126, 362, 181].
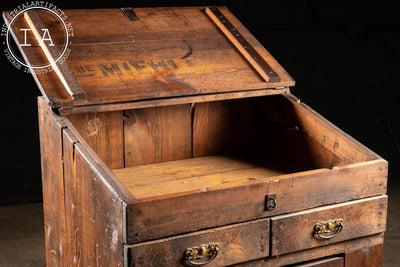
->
[271, 195, 387, 256]
[290, 256, 344, 267]
[126, 218, 269, 266]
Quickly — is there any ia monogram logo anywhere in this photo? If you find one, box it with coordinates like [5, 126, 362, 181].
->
[2, 3, 73, 74]
[20, 28, 55, 47]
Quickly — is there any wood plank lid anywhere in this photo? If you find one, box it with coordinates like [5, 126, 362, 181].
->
[4, 7, 295, 113]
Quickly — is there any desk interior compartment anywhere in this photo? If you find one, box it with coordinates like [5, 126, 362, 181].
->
[65, 94, 387, 243]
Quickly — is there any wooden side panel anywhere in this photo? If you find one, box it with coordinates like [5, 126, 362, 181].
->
[271, 196, 387, 256]
[62, 131, 125, 266]
[127, 219, 269, 267]
[293, 257, 344, 267]
[38, 97, 67, 267]
[344, 244, 383, 267]
[124, 104, 191, 167]
[256, 95, 377, 163]
[127, 160, 387, 243]
[254, 119, 345, 170]
[233, 234, 383, 267]
[67, 111, 124, 169]
[193, 99, 254, 157]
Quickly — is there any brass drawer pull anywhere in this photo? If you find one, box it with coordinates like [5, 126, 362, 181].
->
[314, 219, 344, 239]
[185, 243, 219, 265]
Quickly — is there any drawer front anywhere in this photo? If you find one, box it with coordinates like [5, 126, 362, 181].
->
[271, 195, 387, 256]
[127, 218, 269, 266]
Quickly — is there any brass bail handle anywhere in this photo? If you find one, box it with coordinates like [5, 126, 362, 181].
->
[314, 219, 344, 240]
[185, 243, 219, 265]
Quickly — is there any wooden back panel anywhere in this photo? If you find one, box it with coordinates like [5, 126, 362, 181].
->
[63, 95, 377, 171]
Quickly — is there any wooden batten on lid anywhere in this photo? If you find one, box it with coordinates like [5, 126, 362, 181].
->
[4, 6, 295, 115]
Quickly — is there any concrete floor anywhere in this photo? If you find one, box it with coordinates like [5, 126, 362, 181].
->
[0, 177, 399, 267]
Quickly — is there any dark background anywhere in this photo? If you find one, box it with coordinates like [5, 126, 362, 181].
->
[1, 0, 399, 204]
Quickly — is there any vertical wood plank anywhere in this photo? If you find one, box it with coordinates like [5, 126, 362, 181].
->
[67, 111, 124, 169]
[124, 104, 191, 167]
[38, 97, 67, 267]
[63, 131, 125, 266]
[193, 99, 254, 157]
[344, 244, 383, 267]
[62, 130, 77, 267]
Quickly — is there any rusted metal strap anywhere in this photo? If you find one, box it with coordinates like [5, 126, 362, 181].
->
[24, 11, 86, 100]
[206, 7, 281, 83]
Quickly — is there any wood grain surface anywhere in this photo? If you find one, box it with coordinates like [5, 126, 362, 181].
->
[67, 111, 124, 169]
[270, 195, 387, 256]
[62, 131, 125, 266]
[192, 99, 254, 157]
[5, 7, 295, 111]
[233, 234, 383, 267]
[127, 219, 269, 266]
[126, 159, 386, 243]
[344, 244, 383, 267]
[38, 97, 67, 266]
[124, 104, 191, 167]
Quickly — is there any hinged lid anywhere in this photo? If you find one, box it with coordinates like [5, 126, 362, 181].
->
[4, 7, 294, 114]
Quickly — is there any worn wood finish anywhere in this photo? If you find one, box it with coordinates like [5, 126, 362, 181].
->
[232, 234, 383, 267]
[24, 11, 86, 100]
[271, 196, 387, 256]
[63, 117, 134, 203]
[254, 119, 345, 169]
[114, 155, 295, 199]
[193, 99, 254, 157]
[62, 133, 125, 266]
[127, 219, 269, 266]
[58, 87, 290, 115]
[344, 244, 383, 267]
[67, 111, 124, 169]
[126, 160, 386, 243]
[293, 257, 344, 267]
[256, 95, 377, 163]
[38, 97, 67, 267]
[18, 6, 388, 267]
[206, 7, 280, 83]
[124, 104, 191, 167]
[6, 7, 295, 111]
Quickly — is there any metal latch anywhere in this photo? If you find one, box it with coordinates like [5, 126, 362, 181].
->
[265, 194, 277, 211]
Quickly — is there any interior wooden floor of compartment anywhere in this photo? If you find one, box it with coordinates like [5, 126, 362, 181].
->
[112, 153, 324, 199]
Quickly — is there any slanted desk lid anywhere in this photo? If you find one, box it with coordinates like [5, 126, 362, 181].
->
[5, 7, 294, 114]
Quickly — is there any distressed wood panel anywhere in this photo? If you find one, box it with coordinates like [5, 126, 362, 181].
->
[124, 104, 191, 167]
[193, 99, 254, 157]
[256, 95, 377, 163]
[233, 234, 383, 267]
[126, 160, 387, 243]
[38, 97, 67, 267]
[344, 244, 383, 267]
[127, 219, 269, 266]
[5, 7, 295, 110]
[62, 132, 125, 266]
[271, 196, 387, 256]
[67, 111, 124, 169]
